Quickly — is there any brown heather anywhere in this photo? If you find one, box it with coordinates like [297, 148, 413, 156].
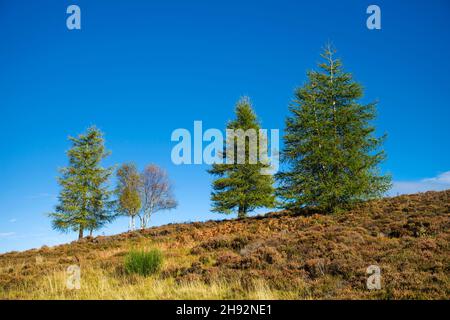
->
[0, 190, 449, 299]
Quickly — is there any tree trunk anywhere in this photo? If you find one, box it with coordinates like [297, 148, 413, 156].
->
[129, 216, 135, 231]
[142, 211, 151, 230]
[89, 229, 93, 237]
[78, 227, 84, 240]
[238, 206, 246, 219]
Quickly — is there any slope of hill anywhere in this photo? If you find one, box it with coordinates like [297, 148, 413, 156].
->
[0, 190, 449, 299]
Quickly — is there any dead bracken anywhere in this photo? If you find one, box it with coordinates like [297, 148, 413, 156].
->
[0, 190, 449, 299]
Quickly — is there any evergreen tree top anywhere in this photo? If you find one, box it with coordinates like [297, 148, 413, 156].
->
[227, 96, 259, 130]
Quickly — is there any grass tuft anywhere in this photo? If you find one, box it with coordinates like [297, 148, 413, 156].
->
[124, 249, 163, 276]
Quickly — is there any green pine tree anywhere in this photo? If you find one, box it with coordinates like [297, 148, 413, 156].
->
[209, 97, 276, 218]
[49, 126, 115, 239]
[277, 45, 391, 212]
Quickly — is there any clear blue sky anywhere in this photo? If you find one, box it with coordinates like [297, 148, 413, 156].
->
[1, 0, 449, 253]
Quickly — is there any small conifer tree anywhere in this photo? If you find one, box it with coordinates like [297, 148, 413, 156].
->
[209, 97, 276, 218]
[50, 127, 114, 239]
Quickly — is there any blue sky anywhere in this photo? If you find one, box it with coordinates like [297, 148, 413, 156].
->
[0, 0, 449, 253]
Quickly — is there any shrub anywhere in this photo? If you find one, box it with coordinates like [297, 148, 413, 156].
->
[124, 249, 163, 276]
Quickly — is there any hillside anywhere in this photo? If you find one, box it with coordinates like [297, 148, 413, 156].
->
[0, 190, 449, 300]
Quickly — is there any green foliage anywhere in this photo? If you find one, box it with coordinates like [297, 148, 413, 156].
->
[119, 187, 141, 215]
[115, 163, 142, 230]
[277, 45, 391, 212]
[209, 97, 276, 218]
[49, 126, 114, 239]
[124, 249, 163, 276]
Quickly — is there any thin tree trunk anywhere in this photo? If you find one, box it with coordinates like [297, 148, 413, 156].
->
[78, 226, 84, 240]
[238, 206, 246, 219]
[140, 215, 146, 230]
[143, 210, 152, 229]
[129, 216, 135, 231]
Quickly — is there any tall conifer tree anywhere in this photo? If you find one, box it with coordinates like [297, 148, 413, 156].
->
[209, 97, 276, 218]
[50, 127, 114, 239]
[277, 46, 391, 212]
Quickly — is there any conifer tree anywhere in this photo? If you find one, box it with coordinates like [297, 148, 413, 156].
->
[209, 97, 276, 218]
[49, 127, 114, 239]
[277, 45, 391, 212]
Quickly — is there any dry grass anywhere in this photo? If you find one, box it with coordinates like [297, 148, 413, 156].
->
[1, 190, 449, 300]
[0, 265, 291, 300]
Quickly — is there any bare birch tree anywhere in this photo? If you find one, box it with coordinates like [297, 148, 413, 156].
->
[139, 164, 177, 229]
